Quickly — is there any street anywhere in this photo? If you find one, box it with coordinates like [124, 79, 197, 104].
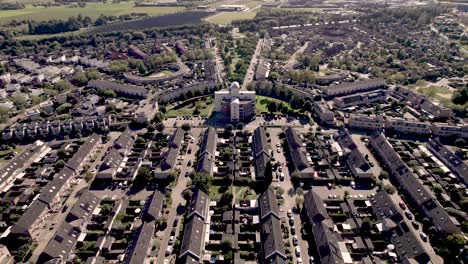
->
[242, 38, 264, 89]
[269, 128, 310, 263]
[153, 128, 202, 264]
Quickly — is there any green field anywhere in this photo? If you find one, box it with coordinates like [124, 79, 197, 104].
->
[205, 11, 257, 25]
[166, 97, 215, 117]
[256, 95, 293, 114]
[0, 1, 185, 24]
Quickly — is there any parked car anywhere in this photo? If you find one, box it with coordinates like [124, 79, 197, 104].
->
[309, 256, 315, 264]
[290, 226, 296, 235]
[405, 210, 413, 220]
[169, 236, 174, 245]
[297, 257, 303, 264]
[295, 246, 301, 257]
[287, 209, 292, 218]
[412, 221, 420, 230]
[399, 201, 407, 209]
[173, 218, 179, 227]
[289, 218, 294, 226]
[420, 232, 428, 242]
[292, 235, 298, 246]
[165, 246, 173, 256]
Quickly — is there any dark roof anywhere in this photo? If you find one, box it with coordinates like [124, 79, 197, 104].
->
[304, 191, 329, 223]
[38, 167, 75, 206]
[285, 128, 309, 171]
[254, 152, 270, 180]
[100, 149, 125, 170]
[66, 133, 100, 172]
[11, 200, 48, 236]
[168, 128, 184, 149]
[0, 141, 44, 188]
[260, 216, 286, 262]
[370, 190, 403, 226]
[253, 127, 269, 158]
[198, 127, 216, 157]
[304, 191, 344, 264]
[187, 190, 209, 221]
[39, 222, 80, 263]
[161, 147, 178, 171]
[285, 127, 303, 149]
[369, 133, 460, 234]
[124, 221, 155, 264]
[114, 129, 135, 151]
[336, 129, 373, 179]
[195, 154, 214, 175]
[144, 191, 164, 221]
[66, 191, 100, 224]
[427, 138, 468, 186]
[258, 190, 280, 221]
[179, 216, 205, 261]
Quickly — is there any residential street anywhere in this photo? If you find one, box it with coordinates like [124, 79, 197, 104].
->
[153, 128, 202, 264]
[269, 128, 310, 263]
[242, 38, 264, 89]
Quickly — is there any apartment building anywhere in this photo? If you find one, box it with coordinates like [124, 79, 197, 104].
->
[323, 78, 386, 97]
[313, 101, 335, 125]
[347, 114, 384, 131]
[385, 118, 431, 135]
[214, 82, 256, 122]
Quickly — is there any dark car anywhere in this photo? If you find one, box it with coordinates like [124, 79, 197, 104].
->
[173, 218, 179, 227]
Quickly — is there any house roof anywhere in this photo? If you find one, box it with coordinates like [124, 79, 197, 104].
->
[304, 191, 344, 264]
[187, 190, 209, 221]
[253, 127, 269, 158]
[11, 200, 48, 236]
[179, 216, 205, 261]
[39, 222, 80, 263]
[254, 152, 270, 180]
[66, 191, 99, 224]
[124, 221, 155, 264]
[195, 154, 213, 175]
[66, 133, 100, 172]
[168, 128, 184, 149]
[38, 167, 75, 206]
[145, 191, 164, 221]
[114, 129, 135, 151]
[199, 127, 216, 157]
[258, 190, 280, 221]
[260, 216, 286, 262]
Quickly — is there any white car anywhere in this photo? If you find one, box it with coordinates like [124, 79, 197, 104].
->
[297, 257, 303, 264]
[295, 246, 301, 257]
[287, 209, 292, 218]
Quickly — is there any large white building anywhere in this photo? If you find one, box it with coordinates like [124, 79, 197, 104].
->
[214, 82, 256, 122]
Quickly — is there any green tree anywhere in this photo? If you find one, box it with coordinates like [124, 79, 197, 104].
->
[72, 72, 88, 86]
[133, 167, 153, 188]
[267, 101, 278, 113]
[383, 184, 396, 194]
[192, 173, 212, 194]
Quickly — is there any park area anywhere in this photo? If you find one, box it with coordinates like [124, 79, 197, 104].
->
[256, 95, 293, 115]
[166, 96, 215, 117]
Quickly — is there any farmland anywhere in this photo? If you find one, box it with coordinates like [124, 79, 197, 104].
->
[90, 11, 213, 34]
[205, 11, 257, 25]
[0, 1, 185, 24]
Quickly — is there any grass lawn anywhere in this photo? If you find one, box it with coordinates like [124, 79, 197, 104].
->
[416, 85, 453, 107]
[0, 1, 185, 24]
[0, 146, 23, 162]
[166, 97, 215, 117]
[256, 95, 293, 114]
[205, 11, 257, 25]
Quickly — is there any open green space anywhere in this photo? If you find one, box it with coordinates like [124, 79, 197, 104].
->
[0, 1, 185, 24]
[166, 96, 215, 117]
[0, 146, 23, 162]
[256, 95, 293, 114]
[205, 11, 257, 25]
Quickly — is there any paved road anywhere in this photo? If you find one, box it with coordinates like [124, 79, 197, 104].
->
[153, 128, 202, 264]
[209, 37, 224, 83]
[242, 38, 264, 89]
[269, 128, 310, 263]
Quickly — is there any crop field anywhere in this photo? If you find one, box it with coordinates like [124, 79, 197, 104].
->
[90, 11, 213, 34]
[205, 11, 257, 25]
[0, 1, 185, 24]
